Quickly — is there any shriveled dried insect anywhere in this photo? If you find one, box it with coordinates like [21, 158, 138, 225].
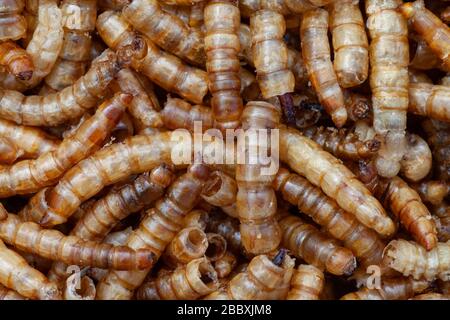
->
[96, 11, 208, 104]
[401, 0, 450, 70]
[205, 251, 295, 300]
[0, 0, 63, 90]
[328, 0, 369, 88]
[366, 0, 409, 178]
[0, 239, 60, 300]
[352, 160, 437, 250]
[0, 118, 59, 159]
[204, 0, 243, 131]
[44, 0, 97, 91]
[0, 41, 33, 81]
[96, 165, 211, 300]
[278, 213, 357, 276]
[340, 277, 429, 300]
[301, 8, 347, 128]
[162, 227, 208, 269]
[279, 126, 395, 237]
[383, 239, 450, 281]
[0, 213, 157, 270]
[135, 258, 219, 300]
[114, 68, 163, 128]
[19, 131, 176, 227]
[0, 93, 130, 198]
[122, 0, 204, 66]
[301, 126, 380, 160]
[287, 265, 325, 300]
[0, 45, 141, 126]
[251, 10, 294, 100]
[0, 0, 27, 41]
[47, 165, 174, 286]
[161, 97, 213, 132]
[408, 83, 450, 123]
[274, 167, 385, 267]
[236, 101, 282, 254]
[64, 273, 96, 300]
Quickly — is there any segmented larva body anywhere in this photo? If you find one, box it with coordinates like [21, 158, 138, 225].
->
[0, 41, 33, 81]
[46, 165, 174, 287]
[238, 23, 307, 90]
[97, 0, 127, 10]
[206, 211, 242, 254]
[22, 0, 38, 46]
[115, 69, 163, 128]
[340, 277, 429, 300]
[0, 283, 25, 300]
[287, 265, 325, 300]
[64, 275, 96, 300]
[328, 0, 369, 88]
[279, 126, 395, 237]
[161, 97, 213, 133]
[87, 228, 133, 283]
[0, 137, 22, 165]
[201, 170, 238, 218]
[408, 83, 450, 123]
[204, 0, 243, 131]
[401, 1, 450, 71]
[353, 160, 437, 250]
[96, 11, 208, 104]
[301, 8, 347, 128]
[135, 258, 219, 300]
[250, 10, 294, 99]
[383, 239, 450, 281]
[0, 119, 59, 159]
[0, 239, 60, 300]
[400, 133, 432, 182]
[206, 253, 295, 300]
[0, 0, 26, 41]
[189, 2, 205, 28]
[366, 0, 409, 178]
[302, 126, 380, 160]
[239, 0, 340, 17]
[413, 180, 449, 206]
[0, 93, 129, 199]
[122, 0, 205, 66]
[214, 251, 237, 278]
[162, 227, 209, 269]
[205, 233, 227, 262]
[385, 177, 437, 250]
[19, 131, 176, 227]
[0, 0, 63, 90]
[72, 165, 174, 242]
[278, 214, 357, 276]
[44, 0, 97, 91]
[273, 168, 385, 267]
[96, 165, 211, 300]
[0, 213, 157, 270]
[236, 101, 282, 255]
[184, 210, 209, 231]
[160, 3, 191, 25]
[0, 45, 140, 126]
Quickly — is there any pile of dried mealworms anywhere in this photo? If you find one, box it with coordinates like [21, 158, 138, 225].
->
[0, 0, 449, 300]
